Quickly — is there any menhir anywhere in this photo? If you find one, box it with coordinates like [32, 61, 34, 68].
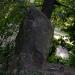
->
[15, 6, 53, 74]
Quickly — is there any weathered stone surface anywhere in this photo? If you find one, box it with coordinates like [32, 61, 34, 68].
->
[14, 5, 53, 75]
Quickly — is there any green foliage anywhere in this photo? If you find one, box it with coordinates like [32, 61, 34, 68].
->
[48, 53, 58, 63]
[0, 0, 75, 70]
[48, 38, 59, 63]
[0, 1, 27, 71]
[51, 0, 75, 66]
[68, 46, 75, 67]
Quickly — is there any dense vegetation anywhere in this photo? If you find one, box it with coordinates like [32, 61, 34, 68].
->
[0, 0, 75, 71]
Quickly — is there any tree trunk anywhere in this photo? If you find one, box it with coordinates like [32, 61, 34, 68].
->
[42, 0, 56, 18]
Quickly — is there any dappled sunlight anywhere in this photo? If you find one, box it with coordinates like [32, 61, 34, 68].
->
[54, 27, 73, 45]
[0, 0, 75, 74]
[29, 0, 35, 3]
[56, 45, 69, 59]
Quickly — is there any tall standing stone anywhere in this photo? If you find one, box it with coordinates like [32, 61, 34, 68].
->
[15, 6, 53, 75]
